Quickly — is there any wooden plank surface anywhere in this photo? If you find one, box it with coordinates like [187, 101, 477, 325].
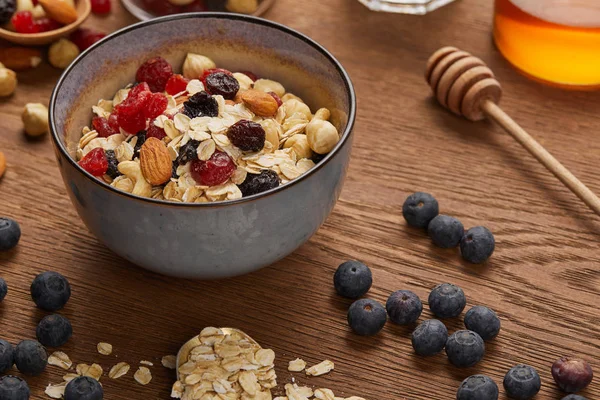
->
[1, 0, 600, 398]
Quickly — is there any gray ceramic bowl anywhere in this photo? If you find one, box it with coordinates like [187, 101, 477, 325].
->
[49, 13, 356, 279]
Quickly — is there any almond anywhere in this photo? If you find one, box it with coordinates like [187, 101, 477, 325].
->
[0, 151, 6, 179]
[140, 137, 172, 185]
[0, 48, 42, 71]
[240, 89, 279, 117]
[38, 0, 78, 24]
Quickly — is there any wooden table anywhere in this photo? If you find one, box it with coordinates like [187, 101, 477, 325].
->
[1, 0, 599, 398]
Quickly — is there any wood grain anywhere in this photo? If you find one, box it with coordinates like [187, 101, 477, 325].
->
[1, 0, 600, 399]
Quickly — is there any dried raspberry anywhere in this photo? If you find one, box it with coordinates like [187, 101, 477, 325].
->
[181, 0, 206, 12]
[200, 68, 232, 86]
[227, 120, 265, 152]
[182, 91, 218, 119]
[105, 150, 120, 178]
[239, 70, 258, 82]
[114, 83, 151, 133]
[11, 11, 39, 34]
[108, 113, 120, 132]
[129, 82, 151, 98]
[146, 123, 166, 140]
[70, 28, 106, 51]
[0, 0, 16, 25]
[92, 116, 119, 138]
[136, 57, 173, 93]
[205, 72, 239, 100]
[176, 140, 200, 165]
[144, 92, 168, 119]
[35, 18, 62, 32]
[91, 0, 111, 13]
[165, 74, 189, 96]
[268, 92, 282, 107]
[79, 148, 108, 176]
[238, 170, 280, 197]
[117, 112, 146, 134]
[190, 151, 235, 186]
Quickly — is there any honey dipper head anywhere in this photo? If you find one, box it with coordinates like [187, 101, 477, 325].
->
[426, 47, 503, 121]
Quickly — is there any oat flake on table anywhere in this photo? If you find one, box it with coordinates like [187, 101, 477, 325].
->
[47, 351, 72, 370]
[97, 342, 113, 355]
[134, 366, 152, 385]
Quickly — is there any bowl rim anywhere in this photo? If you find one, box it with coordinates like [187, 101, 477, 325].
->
[49, 12, 356, 208]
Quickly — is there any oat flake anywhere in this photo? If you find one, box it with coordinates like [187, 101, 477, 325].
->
[306, 360, 334, 377]
[47, 351, 72, 370]
[134, 366, 152, 385]
[45, 383, 66, 399]
[108, 362, 130, 379]
[97, 342, 113, 355]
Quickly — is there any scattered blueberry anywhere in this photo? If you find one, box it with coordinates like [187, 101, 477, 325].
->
[0, 277, 6, 302]
[503, 364, 542, 400]
[347, 299, 387, 336]
[386, 290, 422, 325]
[64, 376, 104, 400]
[30, 271, 71, 311]
[334, 261, 373, 299]
[551, 357, 593, 393]
[0, 217, 21, 252]
[460, 226, 495, 264]
[457, 375, 499, 400]
[445, 330, 485, 368]
[0, 375, 30, 400]
[428, 215, 464, 248]
[411, 319, 448, 356]
[561, 396, 587, 400]
[464, 306, 501, 341]
[402, 192, 439, 229]
[36, 314, 73, 347]
[0, 339, 14, 374]
[14, 340, 47, 376]
[428, 283, 466, 319]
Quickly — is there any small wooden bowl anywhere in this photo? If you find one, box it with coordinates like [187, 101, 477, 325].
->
[0, 0, 91, 46]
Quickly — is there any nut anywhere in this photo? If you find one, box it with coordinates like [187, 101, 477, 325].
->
[48, 39, 80, 69]
[253, 78, 285, 98]
[0, 67, 17, 97]
[0, 47, 42, 71]
[284, 99, 312, 121]
[22, 103, 49, 137]
[140, 137, 172, 185]
[38, 0, 78, 24]
[225, 0, 258, 13]
[283, 134, 312, 159]
[306, 110, 339, 154]
[241, 89, 279, 117]
[183, 53, 216, 79]
[233, 72, 254, 91]
[0, 151, 5, 179]
[117, 161, 152, 197]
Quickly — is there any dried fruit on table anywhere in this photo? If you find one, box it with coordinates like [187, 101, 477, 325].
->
[48, 38, 80, 69]
[240, 89, 279, 117]
[0, 0, 16, 25]
[140, 137, 172, 185]
[38, 0, 77, 24]
[22, 103, 49, 137]
[0, 47, 42, 71]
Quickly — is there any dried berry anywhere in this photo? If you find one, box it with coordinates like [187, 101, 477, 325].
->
[35, 17, 62, 32]
[171, 162, 179, 179]
[78, 148, 108, 176]
[132, 130, 147, 158]
[182, 91, 218, 119]
[176, 139, 200, 165]
[91, 0, 111, 13]
[190, 151, 235, 186]
[269, 91, 282, 107]
[146, 123, 166, 140]
[165, 74, 189, 95]
[105, 150, 120, 179]
[227, 120, 265, 152]
[552, 357, 593, 393]
[144, 92, 168, 119]
[200, 68, 232, 86]
[0, 0, 16, 25]
[238, 170, 280, 197]
[11, 11, 39, 34]
[311, 152, 326, 164]
[114, 83, 151, 133]
[92, 116, 119, 138]
[70, 28, 106, 51]
[135, 57, 173, 92]
[205, 71, 240, 100]
[108, 113, 120, 131]
[239, 70, 258, 81]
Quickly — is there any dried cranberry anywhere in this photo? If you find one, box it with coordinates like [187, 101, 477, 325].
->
[146, 123, 166, 140]
[239, 70, 258, 82]
[79, 148, 108, 176]
[35, 18, 62, 32]
[268, 92, 282, 107]
[144, 92, 168, 119]
[182, 91, 218, 119]
[11, 11, 39, 34]
[136, 57, 173, 93]
[114, 83, 151, 133]
[238, 170, 280, 197]
[165, 74, 189, 95]
[108, 113, 120, 132]
[91, 0, 110, 13]
[105, 150, 120, 178]
[190, 151, 235, 186]
[92, 116, 119, 138]
[176, 140, 200, 165]
[117, 112, 146, 134]
[227, 120, 265, 152]
[200, 68, 232, 86]
[70, 29, 106, 51]
[205, 72, 239, 100]
[171, 163, 179, 179]
[552, 357, 593, 393]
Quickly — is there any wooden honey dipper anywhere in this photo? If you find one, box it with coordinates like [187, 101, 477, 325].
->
[426, 46, 600, 216]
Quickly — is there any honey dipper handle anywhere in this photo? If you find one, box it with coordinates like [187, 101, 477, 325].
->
[481, 100, 600, 216]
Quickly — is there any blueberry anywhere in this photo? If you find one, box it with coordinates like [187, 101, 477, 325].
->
[30, 271, 71, 311]
[0, 217, 21, 252]
[411, 319, 448, 356]
[402, 192, 439, 228]
[428, 283, 466, 319]
[428, 215, 464, 248]
[386, 290, 422, 325]
[347, 299, 387, 336]
[460, 226, 495, 264]
[464, 306, 501, 341]
[0, 277, 7, 302]
[457, 375, 499, 400]
[14, 340, 47, 376]
[0, 375, 30, 400]
[561, 396, 587, 400]
[334, 261, 373, 299]
[445, 330, 485, 368]
[0, 339, 14, 374]
[36, 314, 73, 347]
[503, 364, 541, 400]
[64, 376, 104, 400]
[551, 357, 593, 393]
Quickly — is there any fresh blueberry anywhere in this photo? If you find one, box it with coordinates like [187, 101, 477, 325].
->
[0, 277, 7, 302]
[561, 396, 587, 400]
[0, 339, 14, 374]
[0, 217, 21, 252]
[386, 290, 422, 325]
[411, 319, 448, 356]
[503, 364, 541, 400]
[30, 271, 71, 311]
[464, 306, 501, 341]
[334, 261, 373, 299]
[36, 314, 73, 347]
[428, 283, 467, 319]
[14, 340, 47, 376]
[457, 375, 499, 400]
[347, 299, 387, 336]
[552, 357, 593, 393]
[445, 330, 485, 368]
[428, 215, 464, 248]
[460, 226, 495, 264]
[0, 376, 30, 400]
[402, 192, 439, 229]
[64, 376, 104, 400]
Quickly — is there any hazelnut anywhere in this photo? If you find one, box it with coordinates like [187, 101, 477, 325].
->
[183, 53, 216, 80]
[232, 72, 254, 91]
[48, 39, 80, 69]
[22, 103, 49, 137]
[283, 99, 311, 120]
[225, 0, 258, 14]
[253, 78, 285, 98]
[284, 134, 312, 160]
[259, 119, 281, 152]
[306, 118, 339, 155]
[0, 66, 17, 97]
[281, 93, 304, 103]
